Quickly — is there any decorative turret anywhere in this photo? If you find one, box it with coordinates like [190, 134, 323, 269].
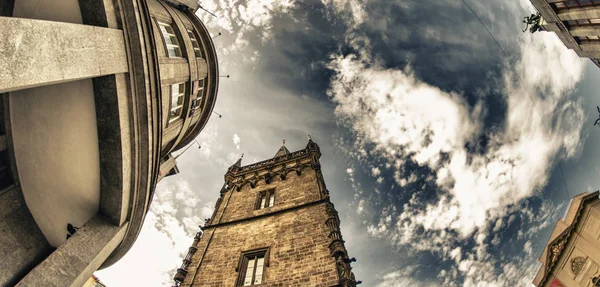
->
[274, 140, 291, 158]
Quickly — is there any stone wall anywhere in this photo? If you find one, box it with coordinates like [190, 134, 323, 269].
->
[217, 168, 322, 224]
[185, 202, 339, 286]
[182, 159, 341, 286]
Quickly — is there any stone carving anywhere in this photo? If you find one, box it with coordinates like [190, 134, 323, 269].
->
[571, 256, 586, 276]
[336, 256, 352, 278]
[550, 237, 567, 265]
[522, 13, 543, 33]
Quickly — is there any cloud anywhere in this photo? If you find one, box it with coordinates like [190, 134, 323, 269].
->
[328, 4, 586, 285]
[197, 0, 294, 60]
[232, 133, 241, 150]
[96, 180, 214, 287]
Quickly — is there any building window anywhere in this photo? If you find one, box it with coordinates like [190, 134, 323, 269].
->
[187, 29, 203, 58]
[169, 83, 186, 122]
[192, 79, 204, 110]
[565, 18, 600, 27]
[575, 35, 600, 43]
[158, 21, 182, 57]
[553, 0, 600, 11]
[256, 189, 275, 209]
[237, 248, 269, 286]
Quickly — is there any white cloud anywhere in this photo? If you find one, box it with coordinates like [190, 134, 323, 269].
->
[232, 133, 241, 150]
[371, 167, 381, 177]
[97, 180, 214, 287]
[197, 0, 294, 59]
[329, 8, 586, 286]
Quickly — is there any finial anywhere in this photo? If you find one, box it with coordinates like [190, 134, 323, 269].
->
[308, 135, 312, 140]
[241, 153, 244, 159]
[282, 139, 286, 146]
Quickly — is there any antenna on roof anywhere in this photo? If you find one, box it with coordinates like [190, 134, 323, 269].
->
[219, 75, 230, 78]
[212, 32, 222, 39]
[199, 5, 217, 18]
[174, 139, 201, 160]
[212, 111, 222, 118]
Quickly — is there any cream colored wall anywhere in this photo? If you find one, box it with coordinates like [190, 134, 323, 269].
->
[555, 203, 600, 286]
[10, 79, 101, 247]
[13, 0, 82, 24]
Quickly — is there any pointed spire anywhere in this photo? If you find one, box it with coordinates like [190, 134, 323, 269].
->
[305, 135, 320, 154]
[233, 153, 243, 167]
[274, 140, 290, 158]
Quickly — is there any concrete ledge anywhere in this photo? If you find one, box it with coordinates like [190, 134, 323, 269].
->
[17, 215, 128, 287]
[0, 17, 128, 93]
[569, 26, 600, 37]
[558, 7, 600, 21]
[0, 187, 53, 287]
[580, 42, 600, 52]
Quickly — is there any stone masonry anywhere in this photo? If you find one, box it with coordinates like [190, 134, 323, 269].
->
[174, 138, 359, 287]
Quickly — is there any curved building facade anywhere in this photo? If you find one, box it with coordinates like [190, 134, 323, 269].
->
[0, 0, 218, 286]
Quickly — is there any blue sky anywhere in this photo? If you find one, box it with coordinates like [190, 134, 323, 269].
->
[97, 0, 600, 286]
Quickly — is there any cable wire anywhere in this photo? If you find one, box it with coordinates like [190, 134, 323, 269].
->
[461, 0, 572, 199]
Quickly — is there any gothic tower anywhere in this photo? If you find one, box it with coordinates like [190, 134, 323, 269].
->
[173, 137, 360, 286]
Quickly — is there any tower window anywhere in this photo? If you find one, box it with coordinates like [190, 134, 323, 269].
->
[237, 248, 269, 286]
[157, 21, 182, 58]
[187, 29, 203, 58]
[169, 82, 186, 122]
[256, 189, 275, 209]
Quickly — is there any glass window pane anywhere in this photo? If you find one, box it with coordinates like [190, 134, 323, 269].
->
[158, 22, 182, 58]
[590, 18, 600, 24]
[565, 1, 578, 7]
[244, 258, 255, 286]
[254, 257, 264, 284]
[269, 193, 274, 207]
[260, 195, 266, 209]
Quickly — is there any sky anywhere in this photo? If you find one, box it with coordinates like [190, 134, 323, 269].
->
[97, 0, 600, 286]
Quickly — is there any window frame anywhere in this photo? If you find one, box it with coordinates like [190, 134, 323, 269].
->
[575, 35, 600, 43]
[565, 18, 600, 27]
[186, 28, 204, 58]
[157, 20, 183, 58]
[552, 0, 600, 11]
[169, 82, 186, 123]
[255, 189, 275, 210]
[236, 247, 270, 286]
[192, 79, 205, 111]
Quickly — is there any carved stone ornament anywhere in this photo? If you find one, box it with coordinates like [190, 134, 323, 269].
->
[550, 237, 567, 265]
[570, 256, 586, 276]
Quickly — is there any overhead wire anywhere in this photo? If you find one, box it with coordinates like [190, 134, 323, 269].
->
[460, 0, 572, 199]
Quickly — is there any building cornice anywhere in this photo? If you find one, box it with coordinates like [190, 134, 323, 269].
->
[537, 191, 600, 285]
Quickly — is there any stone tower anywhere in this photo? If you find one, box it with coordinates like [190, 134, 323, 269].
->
[174, 137, 360, 286]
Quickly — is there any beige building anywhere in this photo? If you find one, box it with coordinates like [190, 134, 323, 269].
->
[533, 191, 600, 287]
[0, 0, 218, 286]
[530, 0, 600, 68]
[174, 138, 360, 287]
[82, 275, 106, 287]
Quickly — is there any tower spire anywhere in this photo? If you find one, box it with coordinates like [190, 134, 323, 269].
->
[274, 140, 290, 158]
[233, 153, 243, 167]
